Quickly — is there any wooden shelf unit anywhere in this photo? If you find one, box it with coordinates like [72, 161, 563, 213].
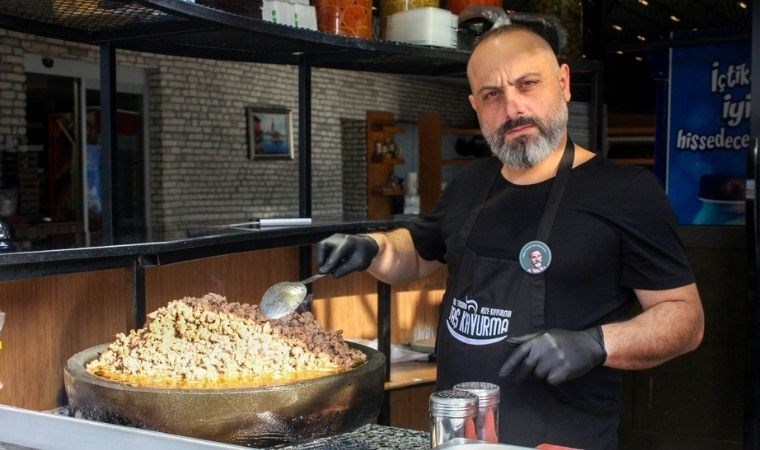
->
[366, 111, 406, 219]
[418, 111, 481, 214]
[372, 186, 405, 196]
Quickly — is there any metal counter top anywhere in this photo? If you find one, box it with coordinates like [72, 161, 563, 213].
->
[0, 405, 429, 450]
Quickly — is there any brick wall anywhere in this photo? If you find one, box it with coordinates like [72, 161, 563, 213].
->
[0, 32, 28, 158]
[340, 118, 366, 221]
[0, 29, 475, 237]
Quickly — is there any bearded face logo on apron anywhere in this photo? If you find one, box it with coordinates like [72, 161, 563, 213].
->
[435, 138, 576, 446]
[519, 240, 552, 274]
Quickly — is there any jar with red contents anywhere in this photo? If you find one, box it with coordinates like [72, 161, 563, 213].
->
[446, 0, 501, 15]
[315, 0, 373, 39]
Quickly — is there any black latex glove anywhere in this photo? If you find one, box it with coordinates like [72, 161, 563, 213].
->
[498, 327, 607, 385]
[316, 233, 379, 278]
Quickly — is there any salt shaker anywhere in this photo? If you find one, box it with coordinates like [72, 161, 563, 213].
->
[453, 381, 500, 443]
[429, 389, 478, 448]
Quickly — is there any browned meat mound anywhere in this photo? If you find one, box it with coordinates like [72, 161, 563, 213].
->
[86, 293, 365, 388]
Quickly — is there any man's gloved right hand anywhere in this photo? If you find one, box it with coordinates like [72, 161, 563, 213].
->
[498, 327, 607, 385]
[316, 233, 379, 278]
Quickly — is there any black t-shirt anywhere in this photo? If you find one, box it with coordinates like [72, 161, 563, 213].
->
[408, 155, 695, 330]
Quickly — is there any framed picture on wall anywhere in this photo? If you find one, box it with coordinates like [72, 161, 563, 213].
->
[246, 107, 293, 160]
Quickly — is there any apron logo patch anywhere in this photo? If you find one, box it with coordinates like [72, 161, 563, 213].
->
[519, 240, 552, 274]
[446, 296, 511, 346]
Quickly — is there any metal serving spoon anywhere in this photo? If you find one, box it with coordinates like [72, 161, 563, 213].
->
[259, 272, 329, 319]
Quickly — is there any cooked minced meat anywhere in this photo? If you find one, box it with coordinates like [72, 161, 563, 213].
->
[86, 293, 365, 387]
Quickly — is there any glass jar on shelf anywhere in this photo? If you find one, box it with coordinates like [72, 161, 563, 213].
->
[315, 0, 373, 39]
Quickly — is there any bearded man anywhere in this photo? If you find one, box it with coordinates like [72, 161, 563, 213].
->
[315, 25, 703, 449]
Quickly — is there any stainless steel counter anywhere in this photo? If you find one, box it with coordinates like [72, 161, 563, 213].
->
[0, 405, 429, 450]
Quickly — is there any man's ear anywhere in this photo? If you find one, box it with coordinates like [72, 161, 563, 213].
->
[559, 63, 571, 102]
[469, 94, 477, 111]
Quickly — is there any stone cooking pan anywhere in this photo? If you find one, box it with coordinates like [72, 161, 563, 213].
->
[64, 342, 385, 447]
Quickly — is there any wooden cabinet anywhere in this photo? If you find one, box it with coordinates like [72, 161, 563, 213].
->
[418, 111, 481, 214]
[366, 111, 405, 220]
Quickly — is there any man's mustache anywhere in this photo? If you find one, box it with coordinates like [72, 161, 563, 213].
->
[498, 116, 539, 135]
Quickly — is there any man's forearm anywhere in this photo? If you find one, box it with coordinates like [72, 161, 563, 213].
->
[366, 229, 441, 284]
[601, 284, 704, 370]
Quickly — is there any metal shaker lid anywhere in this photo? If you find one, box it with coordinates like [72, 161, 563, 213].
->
[429, 390, 478, 418]
[453, 381, 500, 407]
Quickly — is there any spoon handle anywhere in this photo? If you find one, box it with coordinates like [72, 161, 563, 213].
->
[299, 272, 329, 285]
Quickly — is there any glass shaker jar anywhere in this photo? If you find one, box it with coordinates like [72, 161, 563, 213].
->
[429, 389, 479, 448]
[315, 0, 373, 39]
[454, 381, 500, 442]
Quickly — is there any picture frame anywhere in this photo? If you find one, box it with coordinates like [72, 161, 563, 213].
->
[246, 107, 293, 160]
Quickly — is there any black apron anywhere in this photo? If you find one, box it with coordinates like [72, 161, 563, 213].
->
[435, 138, 618, 449]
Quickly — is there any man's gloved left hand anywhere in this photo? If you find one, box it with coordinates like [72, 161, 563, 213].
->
[498, 327, 607, 385]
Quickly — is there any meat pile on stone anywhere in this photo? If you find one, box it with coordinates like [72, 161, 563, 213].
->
[86, 293, 365, 387]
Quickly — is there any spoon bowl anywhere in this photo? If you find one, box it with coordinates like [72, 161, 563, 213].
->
[260, 273, 328, 319]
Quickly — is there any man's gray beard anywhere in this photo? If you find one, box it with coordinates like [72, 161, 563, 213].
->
[483, 101, 568, 169]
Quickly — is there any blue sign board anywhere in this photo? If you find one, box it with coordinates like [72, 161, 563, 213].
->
[666, 40, 750, 225]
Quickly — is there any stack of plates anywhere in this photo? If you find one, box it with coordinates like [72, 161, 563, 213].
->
[386, 7, 457, 48]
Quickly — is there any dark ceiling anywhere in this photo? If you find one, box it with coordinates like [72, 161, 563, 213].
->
[509, 0, 752, 114]
[602, 0, 751, 50]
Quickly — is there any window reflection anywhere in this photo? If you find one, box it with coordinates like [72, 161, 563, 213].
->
[0, 72, 147, 251]
[85, 90, 146, 245]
